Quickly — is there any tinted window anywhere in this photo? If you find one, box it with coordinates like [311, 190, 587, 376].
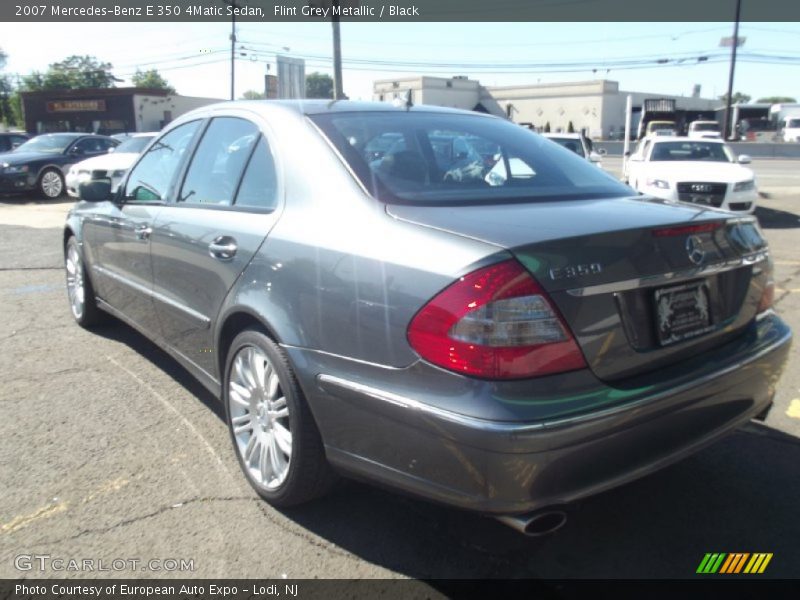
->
[124, 120, 201, 202]
[74, 137, 110, 155]
[312, 112, 628, 205]
[178, 118, 259, 206]
[234, 137, 278, 211]
[547, 137, 585, 158]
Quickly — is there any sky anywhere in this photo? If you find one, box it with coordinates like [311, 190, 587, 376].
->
[2, 21, 800, 103]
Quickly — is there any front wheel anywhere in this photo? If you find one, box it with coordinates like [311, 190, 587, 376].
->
[224, 330, 337, 506]
[39, 168, 65, 199]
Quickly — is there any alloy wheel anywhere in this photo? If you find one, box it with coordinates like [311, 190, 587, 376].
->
[65, 244, 85, 319]
[41, 171, 63, 198]
[228, 345, 292, 490]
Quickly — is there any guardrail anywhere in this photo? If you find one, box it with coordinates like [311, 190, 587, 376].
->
[594, 141, 800, 159]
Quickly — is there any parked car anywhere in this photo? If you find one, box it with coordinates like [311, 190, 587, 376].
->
[624, 137, 758, 213]
[66, 133, 157, 198]
[0, 132, 29, 153]
[688, 120, 722, 140]
[0, 133, 119, 198]
[64, 101, 790, 536]
[542, 133, 605, 167]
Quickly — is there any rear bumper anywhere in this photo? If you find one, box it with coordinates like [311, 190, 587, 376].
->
[289, 314, 791, 514]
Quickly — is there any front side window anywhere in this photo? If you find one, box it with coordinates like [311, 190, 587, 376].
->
[73, 137, 113, 155]
[312, 112, 628, 205]
[124, 120, 201, 202]
[178, 117, 259, 206]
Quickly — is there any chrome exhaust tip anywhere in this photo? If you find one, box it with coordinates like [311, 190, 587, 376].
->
[495, 509, 568, 537]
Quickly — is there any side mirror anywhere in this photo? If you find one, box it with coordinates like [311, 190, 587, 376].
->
[107, 147, 116, 153]
[589, 151, 603, 163]
[623, 151, 631, 158]
[78, 178, 112, 202]
[69, 147, 84, 156]
[737, 154, 752, 164]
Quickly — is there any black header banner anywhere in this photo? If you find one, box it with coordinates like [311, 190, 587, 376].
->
[3, 0, 800, 23]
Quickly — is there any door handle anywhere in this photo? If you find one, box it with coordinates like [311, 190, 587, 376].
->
[209, 237, 238, 260]
[134, 225, 152, 240]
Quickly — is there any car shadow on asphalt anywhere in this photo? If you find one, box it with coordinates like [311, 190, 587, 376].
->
[87, 319, 800, 579]
[755, 205, 800, 229]
[90, 320, 225, 421]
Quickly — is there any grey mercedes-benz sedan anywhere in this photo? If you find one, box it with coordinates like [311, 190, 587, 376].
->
[64, 101, 791, 536]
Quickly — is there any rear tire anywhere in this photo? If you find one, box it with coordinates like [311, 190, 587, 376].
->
[65, 237, 106, 328]
[224, 329, 337, 507]
[39, 168, 65, 199]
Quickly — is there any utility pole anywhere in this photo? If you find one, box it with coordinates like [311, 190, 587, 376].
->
[331, 0, 344, 99]
[223, 0, 240, 101]
[722, 0, 743, 140]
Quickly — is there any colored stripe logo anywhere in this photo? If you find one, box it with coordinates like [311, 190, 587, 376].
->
[696, 553, 773, 574]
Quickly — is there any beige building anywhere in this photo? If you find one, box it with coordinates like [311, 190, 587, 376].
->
[373, 76, 721, 139]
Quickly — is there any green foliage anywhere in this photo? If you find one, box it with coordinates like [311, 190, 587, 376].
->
[544, 121, 551, 133]
[22, 55, 117, 91]
[241, 90, 266, 100]
[756, 96, 797, 104]
[567, 121, 575, 133]
[719, 91, 751, 105]
[305, 72, 333, 99]
[131, 68, 175, 93]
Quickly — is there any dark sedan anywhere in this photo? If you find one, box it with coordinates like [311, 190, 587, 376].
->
[1, 133, 118, 198]
[64, 101, 791, 536]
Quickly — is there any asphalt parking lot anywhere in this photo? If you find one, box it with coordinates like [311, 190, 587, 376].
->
[1, 159, 799, 581]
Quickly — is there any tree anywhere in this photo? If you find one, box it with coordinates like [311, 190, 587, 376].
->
[0, 47, 18, 128]
[305, 72, 333, 99]
[567, 121, 575, 133]
[544, 121, 551, 133]
[240, 89, 266, 100]
[23, 55, 117, 91]
[757, 96, 797, 104]
[131, 68, 175, 94]
[719, 91, 751, 105]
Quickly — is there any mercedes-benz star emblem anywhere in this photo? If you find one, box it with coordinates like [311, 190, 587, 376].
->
[686, 235, 706, 265]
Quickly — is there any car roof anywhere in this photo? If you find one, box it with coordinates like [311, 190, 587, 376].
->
[181, 99, 499, 122]
[648, 136, 724, 144]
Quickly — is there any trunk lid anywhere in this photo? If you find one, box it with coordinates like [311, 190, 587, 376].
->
[388, 196, 768, 381]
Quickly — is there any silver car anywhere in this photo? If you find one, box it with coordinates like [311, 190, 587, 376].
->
[64, 101, 791, 536]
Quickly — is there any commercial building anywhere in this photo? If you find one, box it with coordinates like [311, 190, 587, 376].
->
[373, 76, 722, 139]
[20, 87, 222, 135]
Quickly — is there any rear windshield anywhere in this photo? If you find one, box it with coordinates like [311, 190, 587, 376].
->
[311, 112, 629, 205]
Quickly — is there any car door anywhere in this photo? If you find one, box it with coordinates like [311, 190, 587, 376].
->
[149, 115, 281, 376]
[85, 120, 203, 337]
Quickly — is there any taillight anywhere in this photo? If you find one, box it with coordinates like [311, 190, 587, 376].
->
[407, 259, 586, 379]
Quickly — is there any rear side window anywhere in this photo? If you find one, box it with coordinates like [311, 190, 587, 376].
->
[234, 137, 278, 211]
[311, 112, 629, 205]
[178, 117, 259, 206]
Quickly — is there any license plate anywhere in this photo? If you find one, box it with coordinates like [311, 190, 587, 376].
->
[654, 282, 713, 346]
[689, 194, 712, 205]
